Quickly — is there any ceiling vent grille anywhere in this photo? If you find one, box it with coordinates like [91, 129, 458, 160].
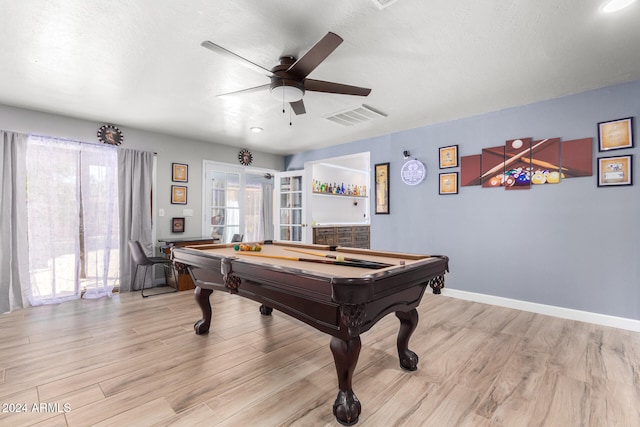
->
[325, 104, 387, 127]
[370, 0, 400, 9]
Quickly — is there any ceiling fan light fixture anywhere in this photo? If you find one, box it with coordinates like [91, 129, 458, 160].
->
[270, 84, 304, 102]
[370, 0, 401, 9]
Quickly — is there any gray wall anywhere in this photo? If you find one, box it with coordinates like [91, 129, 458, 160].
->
[0, 104, 285, 240]
[286, 80, 640, 321]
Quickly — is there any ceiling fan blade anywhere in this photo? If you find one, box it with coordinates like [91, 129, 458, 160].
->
[286, 32, 343, 79]
[201, 41, 272, 76]
[290, 100, 306, 115]
[217, 84, 270, 98]
[305, 79, 371, 96]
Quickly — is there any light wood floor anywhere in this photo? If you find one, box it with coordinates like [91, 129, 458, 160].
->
[1, 288, 639, 427]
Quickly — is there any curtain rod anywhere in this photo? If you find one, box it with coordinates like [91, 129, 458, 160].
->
[28, 133, 158, 155]
[29, 133, 102, 146]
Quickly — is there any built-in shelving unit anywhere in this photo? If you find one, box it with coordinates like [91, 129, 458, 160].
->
[309, 154, 370, 227]
[275, 153, 371, 245]
[311, 192, 368, 198]
[307, 153, 371, 247]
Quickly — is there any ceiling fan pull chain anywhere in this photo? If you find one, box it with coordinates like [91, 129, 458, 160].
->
[290, 106, 293, 126]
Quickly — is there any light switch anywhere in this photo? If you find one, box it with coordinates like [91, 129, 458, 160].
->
[159, 208, 165, 217]
[183, 209, 193, 217]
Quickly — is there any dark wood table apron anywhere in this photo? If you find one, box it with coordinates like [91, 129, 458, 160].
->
[172, 244, 448, 426]
[158, 237, 220, 290]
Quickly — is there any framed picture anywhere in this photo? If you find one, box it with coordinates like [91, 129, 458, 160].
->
[598, 117, 634, 152]
[374, 163, 390, 214]
[172, 163, 188, 182]
[172, 217, 185, 233]
[439, 145, 459, 169]
[439, 172, 459, 195]
[597, 155, 632, 187]
[171, 185, 187, 204]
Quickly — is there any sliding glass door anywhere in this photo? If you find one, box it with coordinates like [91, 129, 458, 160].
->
[26, 136, 119, 304]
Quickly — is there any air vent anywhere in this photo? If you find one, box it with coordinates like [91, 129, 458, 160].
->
[370, 0, 400, 9]
[325, 104, 387, 127]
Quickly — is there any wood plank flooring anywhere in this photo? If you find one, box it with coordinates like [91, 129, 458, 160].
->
[1, 289, 639, 426]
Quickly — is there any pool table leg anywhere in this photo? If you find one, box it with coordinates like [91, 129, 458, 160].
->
[259, 304, 273, 315]
[194, 286, 213, 335]
[330, 336, 362, 426]
[396, 309, 419, 371]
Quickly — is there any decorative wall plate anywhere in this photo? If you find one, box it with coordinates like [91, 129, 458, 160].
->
[401, 159, 427, 185]
[238, 149, 253, 166]
[97, 124, 123, 146]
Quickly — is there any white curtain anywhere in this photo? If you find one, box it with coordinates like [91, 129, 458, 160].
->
[118, 148, 154, 292]
[0, 131, 30, 313]
[262, 179, 274, 240]
[243, 174, 274, 241]
[244, 174, 263, 241]
[26, 136, 119, 304]
[80, 143, 119, 299]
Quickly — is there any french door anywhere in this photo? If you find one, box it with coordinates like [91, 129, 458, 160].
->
[274, 170, 309, 243]
[202, 161, 275, 242]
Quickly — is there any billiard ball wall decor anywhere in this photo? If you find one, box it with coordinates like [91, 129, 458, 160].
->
[458, 136, 593, 189]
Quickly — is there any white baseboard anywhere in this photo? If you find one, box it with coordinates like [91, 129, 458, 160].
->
[441, 288, 640, 332]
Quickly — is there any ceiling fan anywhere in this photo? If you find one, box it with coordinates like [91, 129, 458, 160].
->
[201, 32, 371, 115]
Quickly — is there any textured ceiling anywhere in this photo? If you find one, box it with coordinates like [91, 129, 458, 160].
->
[1, 0, 639, 155]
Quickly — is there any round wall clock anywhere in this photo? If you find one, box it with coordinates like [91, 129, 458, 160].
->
[238, 149, 253, 166]
[97, 124, 124, 146]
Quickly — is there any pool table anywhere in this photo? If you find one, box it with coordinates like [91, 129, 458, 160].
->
[171, 241, 449, 426]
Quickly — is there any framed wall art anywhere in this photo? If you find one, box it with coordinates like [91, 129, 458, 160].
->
[172, 163, 188, 182]
[439, 145, 458, 169]
[598, 117, 634, 152]
[439, 172, 459, 195]
[597, 154, 632, 187]
[172, 217, 185, 233]
[171, 185, 188, 204]
[374, 162, 390, 214]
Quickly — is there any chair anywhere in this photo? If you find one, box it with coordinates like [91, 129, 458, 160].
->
[231, 233, 244, 242]
[128, 240, 178, 298]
